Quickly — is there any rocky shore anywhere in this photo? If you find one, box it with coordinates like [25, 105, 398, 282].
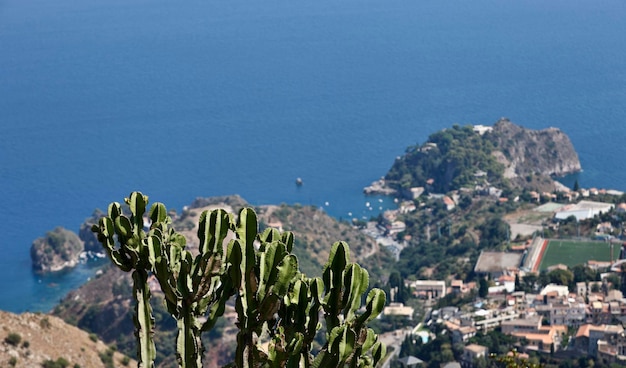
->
[363, 178, 397, 195]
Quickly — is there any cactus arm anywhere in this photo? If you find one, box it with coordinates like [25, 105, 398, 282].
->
[148, 202, 168, 224]
[341, 264, 369, 321]
[272, 254, 298, 297]
[126, 191, 148, 236]
[175, 306, 202, 368]
[236, 208, 258, 249]
[371, 341, 386, 367]
[355, 289, 386, 329]
[133, 270, 156, 368]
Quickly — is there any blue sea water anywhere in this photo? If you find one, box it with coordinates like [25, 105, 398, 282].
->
[1, 0, 626, 312]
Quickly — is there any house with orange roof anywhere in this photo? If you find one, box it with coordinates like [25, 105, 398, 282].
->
[510, 325, 567, 353]
[574, 324, 624, 357]
[442, 196, 456, 210]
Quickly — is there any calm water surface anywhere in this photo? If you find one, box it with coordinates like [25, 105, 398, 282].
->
[1, 0, 625, 312]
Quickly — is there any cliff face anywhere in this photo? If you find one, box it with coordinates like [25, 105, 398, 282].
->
[489, 118, 581, 182]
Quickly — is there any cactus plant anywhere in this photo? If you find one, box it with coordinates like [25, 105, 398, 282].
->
[92, 192, 156, 367]
[93, 192, 386, 368]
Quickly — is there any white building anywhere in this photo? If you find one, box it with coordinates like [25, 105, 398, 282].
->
[554, 200, 614, 221]
[410, 280, 447, 299]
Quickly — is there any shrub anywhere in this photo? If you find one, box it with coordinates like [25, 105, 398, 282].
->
[40, 317, 51, 329]
[9, 357, 17, 366]
[22, 340, 30, 348]
[41, 357, 70, 368]
[88, 333, 98, 342]
[4, 332, 22, 346]
[98, 350, 114, 368]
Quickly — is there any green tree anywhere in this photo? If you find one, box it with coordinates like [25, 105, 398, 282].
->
[479, 278, 489, 298]
[547, 269, 574, 289]
[92, 192, 386, 368]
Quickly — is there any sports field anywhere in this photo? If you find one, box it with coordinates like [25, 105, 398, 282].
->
[538, 239, 615, 271]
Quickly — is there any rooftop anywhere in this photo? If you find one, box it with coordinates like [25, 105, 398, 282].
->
[474, 251, 523, 273]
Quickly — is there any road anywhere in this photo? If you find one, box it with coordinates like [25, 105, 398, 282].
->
[378, 327, 412, 368]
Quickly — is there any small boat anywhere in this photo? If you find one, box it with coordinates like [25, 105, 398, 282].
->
[295, 177, 303, 186]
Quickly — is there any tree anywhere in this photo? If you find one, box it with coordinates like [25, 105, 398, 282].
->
[479, 278, 489, 298]
[92, 192, 386, 368]
[389, 271, 410, 303]
[547, 269, 574, 289]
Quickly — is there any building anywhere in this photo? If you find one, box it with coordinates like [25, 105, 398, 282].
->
[554, 200, 614, 222]
[473, 125, 493, 135]
[539, 284, 570, 297]
[511, 325, 567, 353]
[474, 308, 520, 331]
[501, 316, 542, 335]
[474, 251, 523, 278]
[575, 324, 624, 357]
[409, 187, 425, 200]
[461, 344, 488, 368]
[411, 280, 447, 299]
[597, 331, 626, 365]
[397, 356, 424, 367]
[445, 321, 477, 344]
[383, 302, 415, 320]
[535, 301, 586, 326]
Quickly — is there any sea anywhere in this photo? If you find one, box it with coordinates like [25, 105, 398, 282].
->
[1, 0, 625, 313]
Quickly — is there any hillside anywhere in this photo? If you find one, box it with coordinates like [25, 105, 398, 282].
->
[256, 204, 393, 279]
[385, 119, 581, 195]
[0, 310, 134, 368]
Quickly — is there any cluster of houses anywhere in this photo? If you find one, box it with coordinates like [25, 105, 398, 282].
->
[386, 276, 626, 367]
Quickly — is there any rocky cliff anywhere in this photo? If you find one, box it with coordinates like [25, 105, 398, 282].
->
[489, 118, 582, 182]
[30, 227, 83, 273]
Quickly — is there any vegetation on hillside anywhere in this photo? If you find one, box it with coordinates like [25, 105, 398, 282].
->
[258, 204, 395, 281]
[385, 124, 505, 193]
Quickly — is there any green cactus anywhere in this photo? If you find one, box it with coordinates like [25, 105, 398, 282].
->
[92, 192, 156, 367]
[311, 241, 387, 368]
[93, 192, 386, 368]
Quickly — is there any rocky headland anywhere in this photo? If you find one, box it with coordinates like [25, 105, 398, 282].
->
[30, 211, 105, 274]
[382, 118, 581, 196]
[30, 227, 84, 273]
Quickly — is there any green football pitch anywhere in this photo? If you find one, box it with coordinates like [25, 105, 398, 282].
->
[538, 240, 615, 271]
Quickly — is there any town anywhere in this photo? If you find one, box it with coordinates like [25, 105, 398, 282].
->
[364, 178, 626, 368]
